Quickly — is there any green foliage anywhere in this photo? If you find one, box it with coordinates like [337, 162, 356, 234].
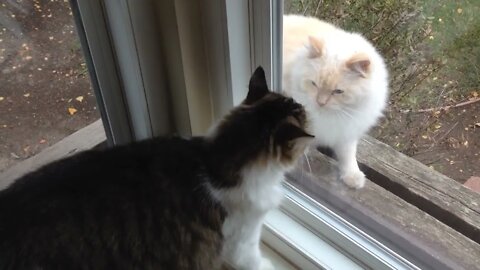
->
[285, 0, 480, 109]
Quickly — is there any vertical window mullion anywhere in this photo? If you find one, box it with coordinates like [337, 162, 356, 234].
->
[248, 0, 274, 90]
[103, 0, 154, 141]
[71, 0, 133, 145]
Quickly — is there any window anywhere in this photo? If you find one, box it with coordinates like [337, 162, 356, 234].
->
[3, 0, 478, 269]
[51, 0, 480, 269]
[284, 0, 480, 188]
[0, 0, 101, 174]
[282, 1, 480, 269]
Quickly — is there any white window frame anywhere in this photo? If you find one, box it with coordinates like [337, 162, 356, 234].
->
[71, 0, 437, 269]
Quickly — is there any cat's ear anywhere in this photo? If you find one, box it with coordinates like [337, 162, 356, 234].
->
[307, 36, 324, 58]
[246, 66, 269, 105]
[275, 122, 314, 144]
[347, 53, 371, 78]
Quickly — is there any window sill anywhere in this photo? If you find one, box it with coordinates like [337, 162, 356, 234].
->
[262, 204, 364, 270]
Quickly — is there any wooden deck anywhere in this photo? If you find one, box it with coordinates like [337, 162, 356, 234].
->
[0, 120, 106, 190]
[289, 143, 480, 270]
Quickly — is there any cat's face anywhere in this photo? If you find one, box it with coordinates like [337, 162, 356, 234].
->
[301, 36, 372, 111]
[214, 67, 313, 169]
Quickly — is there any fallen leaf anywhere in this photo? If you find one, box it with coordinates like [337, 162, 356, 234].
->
[68, 107, 77, 115]
[475, 123, 480, 127]
[472, 91, 479, 98]
[23, 93, 30, 97]
[39, 139, 47, 144]
[0, 97, 4, 101]
[10, 152, 20, 159]
[457, 8, 463, 14]
[434, 124, 442, 129]
[76, 96, 84, 102]
[421, 135, 428, 139]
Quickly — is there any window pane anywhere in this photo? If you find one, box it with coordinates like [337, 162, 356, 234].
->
[283, 0, 479, 267]
[0, 0, 101, 171]
[284, 0, 479, 187]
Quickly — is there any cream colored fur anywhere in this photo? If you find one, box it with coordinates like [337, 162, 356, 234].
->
[283, 15, 389, 188]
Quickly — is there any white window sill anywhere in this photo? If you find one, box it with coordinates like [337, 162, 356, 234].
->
[262, 207, 362, 270]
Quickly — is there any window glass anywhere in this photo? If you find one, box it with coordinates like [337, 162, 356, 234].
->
[0, 0, 100, 172]
[284, 0, 479, 187]
[283, 0, 480, 266]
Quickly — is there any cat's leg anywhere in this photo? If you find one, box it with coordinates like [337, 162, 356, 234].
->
[333, 140, 366, 189]
[222, 213, 274, 270]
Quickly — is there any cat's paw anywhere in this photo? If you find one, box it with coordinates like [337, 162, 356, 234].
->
[259, 257, 275, 270]
[341, 170, 366, 189]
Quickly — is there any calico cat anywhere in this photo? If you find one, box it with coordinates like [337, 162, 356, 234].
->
[283, 15, 389, 189]
[0, 67, 313, 270]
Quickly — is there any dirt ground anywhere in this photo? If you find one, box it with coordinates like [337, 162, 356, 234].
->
[372, 103, 479, 183]
[1, 0, 478, 186]
[0, 0, 99, 172]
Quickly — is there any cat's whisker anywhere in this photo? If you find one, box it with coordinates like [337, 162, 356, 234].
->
[339, 109, 355, 120]
[303, 152, 312, 174]
[343, 107, 362, 114]
[334, 111, 349, 121]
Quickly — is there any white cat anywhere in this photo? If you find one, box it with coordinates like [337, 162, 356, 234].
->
[283, 15, 389, 188]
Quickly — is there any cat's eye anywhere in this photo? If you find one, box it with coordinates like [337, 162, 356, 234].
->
[332, 89, 344, 94]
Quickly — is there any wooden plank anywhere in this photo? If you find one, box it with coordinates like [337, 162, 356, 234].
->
[288, 148, 480, 270]
[357, 136, 480, 243]
[0, 120, 106, 190]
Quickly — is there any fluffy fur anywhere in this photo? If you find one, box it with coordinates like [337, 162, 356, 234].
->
[283, 15, 389, 188]
[0, 67, 312, 270]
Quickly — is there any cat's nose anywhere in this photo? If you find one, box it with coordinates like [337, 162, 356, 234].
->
[316, 96, 330, 106]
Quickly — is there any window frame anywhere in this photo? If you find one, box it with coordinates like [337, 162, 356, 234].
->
[70, 0, 466, 269]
